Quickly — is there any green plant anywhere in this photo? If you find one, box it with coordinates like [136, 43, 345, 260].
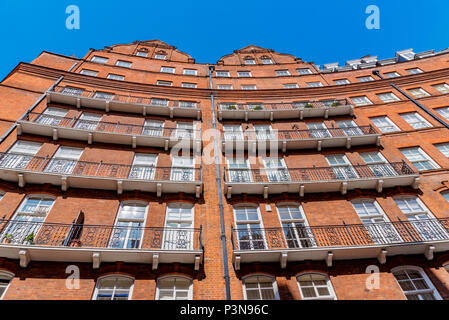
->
[330, 102, 340, 107]
[24, 232, 34, 244]
[228, 105, 237, 110]
[304, 103, 314, 108]
[4, 234, 13, 240]
[253, 105, 263, 110]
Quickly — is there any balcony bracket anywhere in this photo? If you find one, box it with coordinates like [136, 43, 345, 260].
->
[194, 254, 201, 271]
[317, 141, 322, 152]
[76, 98, 81, 109]
[346, 138, 351, 149]
[19, 249, 30, 268]
[218, 111, 223, 121]
[326, 252, 333, 268]
[157, 183, 162, 198]
[227, 186, 232, 199]
[117, 180, 123, 195]
[299, 185, 305, 197]
[299, 110, 304, 120]
[17, 123, 22, 135]
[105, 101, 110, 113]
[280, 252, 288, 269]
[169, 108, 174, 119]
[251, 142, 257, 154]
[244, 112, 248, 122]
[164, 140, 169, 151]
[142, 106, 147, 116]
[376, 179, 384, 193]
[350, 107, 355, 116]
[152, 253, 159, 270]
[263, 186, 269, 199]
[377, 249, 387, 264]
[282, 141, 287, 153]
[18, 173, 25, 188]
[132, 136, 137, 149]
[196, 185, 202, 199]
[92, 252, 101, 269]
[196, 110, 201, 121]
[46, 93, 51, 103]
[52, 128, 58, 141]
[88, 133, 93, 145]
[324, 109, 329, 119]
[195, 141, 201, 154]
[376, 136, 381, 146]
[340, 182, 348, 195]
[425, 245, 435, 261]
[413, 177, 420, 189]
[234, 255, 241, 271]
[61, 176, 68, 192]
[270, 112, 274, 122]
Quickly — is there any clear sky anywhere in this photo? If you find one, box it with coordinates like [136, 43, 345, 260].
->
[0, 0, 448, 78]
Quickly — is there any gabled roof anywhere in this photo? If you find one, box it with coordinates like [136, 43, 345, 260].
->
[234, 45, 274, 53]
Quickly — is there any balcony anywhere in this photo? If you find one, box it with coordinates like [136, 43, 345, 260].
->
[47, 86, 201, 119]
[0, 153, 203, 198]
[0, 219, 203, 270]
[231, 218, 449, 270]
[17, 112, 202, 152]
[224, 162, 419, 199]
[222, 125, 380, 152]
[217, 99, 354, 121]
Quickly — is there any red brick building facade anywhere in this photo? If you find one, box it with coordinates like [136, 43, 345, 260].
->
[0, 40, 449, 300]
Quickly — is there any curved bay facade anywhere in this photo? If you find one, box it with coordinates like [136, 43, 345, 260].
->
[0, 40, 448, 300]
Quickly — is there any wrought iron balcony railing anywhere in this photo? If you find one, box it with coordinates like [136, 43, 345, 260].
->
[225, 162, 415, 184]
[0, 219, 203, 252]
[219, 99, 351, 112]
[20, 112, 201, 149]
[231, 218, 449, 251]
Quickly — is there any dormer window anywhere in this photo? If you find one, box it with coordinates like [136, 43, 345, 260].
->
[244, 59, 256, 65]
[155, 54, 166, 60]
[136, 51, 148, 57]
[261, 58, 273, 64]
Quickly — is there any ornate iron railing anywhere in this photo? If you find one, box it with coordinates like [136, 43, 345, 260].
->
[219, 99, 351, 112]
[224, 162, 415, 184]
[23, 112, 201, 139]
[0, 152, 202, 183]
[231, 218, 449, 251]
[0, 219, 203, 251]
[222, 125, 378, 141]
[52, 86, 199, 109]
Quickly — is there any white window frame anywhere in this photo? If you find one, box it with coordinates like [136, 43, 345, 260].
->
[261, 59, 273, 65]
[432, 83, 449, 94]
[357, 76, 374, 82]
[370, 116, 400, 133]
[244, 59, 256, 65]
[436, 143, 449, 158]
[227, 158, 252, 183]
[283, 83, 299, 89]
[216, 71, 230, 77]
[181, 82, 197, 88]
[163, 203, 195, 250]
[276, 70, 291, 77]
[242, 275, 280, 300]
[351, 96, 373, 106]
[400, 147, 440, 171]
[92, 275, 134, 300]
[0, 271, 14, 300]
[408, 88, 430, 98]
[241, 85, 257, 90]
[136, 51, 148, 57]
[436, 107, 449, 120]
[155, 275, 193, 300]
[384, 72, 400, 78]
[171, 156, 195, 181]
[155, 54, 166, 60]
[237, 71, 252, 78]
[306, 82, 323, 87]
[276, 203, 315, 248]
[160, 66, 175, 74]
[129, 153, 158, 180]
[217, 84, 233, 90]
[406, 68, 423, 75]
[80, 69, 98, 77]
[233, 204, 266, 250]
[183, 69, 197, 76]
[326, 154, 359, 180]
[115, 60, 132, 68]
[377, 92, 400, 103]
[296, 273, 336, 300]
[107, 73, 125, 81]
[297, 68, 312, 75]
[334, 79, 350, 85]
[400, 112, 432, 129]
[156, 80, 173, 87]
[262, 158, 291, 182]
[91, 56, 108, 64]
[391, 266, 442, 300]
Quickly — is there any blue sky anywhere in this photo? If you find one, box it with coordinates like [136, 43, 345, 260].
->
[0, 0, 448, 78]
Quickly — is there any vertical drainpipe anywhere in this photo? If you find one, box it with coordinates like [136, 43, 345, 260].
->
[208, 65, 232, 300]
[372, 70, 449, 129]
[0, 62, 79, 143]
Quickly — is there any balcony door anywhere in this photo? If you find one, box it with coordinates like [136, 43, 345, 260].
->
[254, 125, 276, 140]
[129, 154, 157, 180]
[234, 206, 266, 250]
[263, 158, 291, 182]
[1, 196, 54, 244]
[326, 155, 359, 180]
[171, 156, 195, 181]
[227, 158, 252, 182]
[74, 113, 102, 131]
[336, 120, 363, 136]
[352, 199, 402, 244]
[394, 196, 447, 241]
[163, 203, 194, 250]
[44, 147, 83, 175]
[277, 205, 315, 248]
[36, 107, 67, 126]
[0, 141, 42, 170]
[142, 120, 164, 137]
[307, 123, 331, 138]
[223, 125, 244, 141]
[109, 202, 147, 249]
[175, 122, 194, 139]
[360, 152, 397, 177]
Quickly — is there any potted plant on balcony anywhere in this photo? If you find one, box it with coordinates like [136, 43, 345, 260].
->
[330, 102, 341, 107]
[252, 105, 263, 110]
[24, 232, 34, 245]
[228, 105, 237, 110]
[2, 234, 13, 244]
[69, 239, 82, 247]
[304, 103, 314, 108]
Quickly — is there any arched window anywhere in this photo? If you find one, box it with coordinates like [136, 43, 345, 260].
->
[0, 271, 14, 300]
[233, 205, 266, 250]
[297, 273, 336, 300]
[242, 275, 279, 300]
[156, 276, 193, 300]
[276, 204, 315, 248]
[92, 275, 134, 300]
[392, 266, 442, 300]
[110, 201, 148, 249]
